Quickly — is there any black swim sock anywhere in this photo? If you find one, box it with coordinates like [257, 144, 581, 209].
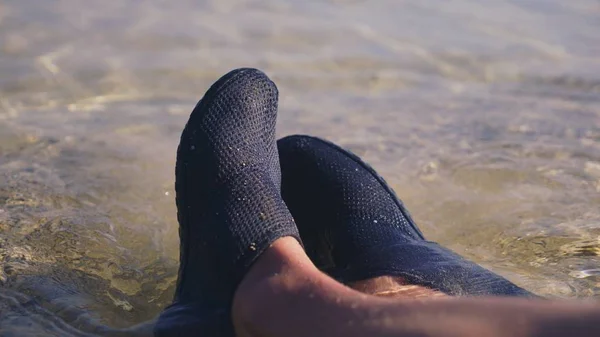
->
[278, 135, 534, 297]
[156, 69, 300, 336]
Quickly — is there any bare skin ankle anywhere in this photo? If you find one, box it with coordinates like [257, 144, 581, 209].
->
[232, 237, 378, 337]
[348, 276, 448, 299]
[232, 237, 322, 336]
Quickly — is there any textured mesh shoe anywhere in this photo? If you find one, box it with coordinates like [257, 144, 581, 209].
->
[278, 135, 533, 297]
[156, 68, 301, 336]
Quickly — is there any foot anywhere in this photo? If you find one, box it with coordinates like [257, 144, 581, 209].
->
[156, 69, 301, 336]
[278, 135, 533, 297]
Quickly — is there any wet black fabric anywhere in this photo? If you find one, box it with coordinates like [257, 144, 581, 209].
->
[278, 135, 534, 297]
[155, 305, 233, 337]
[156, 68, 300, 337]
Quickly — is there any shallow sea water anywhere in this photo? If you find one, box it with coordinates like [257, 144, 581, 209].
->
[1, 0, 599, 335]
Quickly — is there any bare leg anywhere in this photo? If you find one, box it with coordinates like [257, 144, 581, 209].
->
[348, 276, 447, 299]
[233, 237, 600, 337]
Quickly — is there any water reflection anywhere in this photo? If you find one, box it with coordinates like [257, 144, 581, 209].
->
[0, 0, 599, 334]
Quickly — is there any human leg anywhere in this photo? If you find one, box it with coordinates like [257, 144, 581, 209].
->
[155, 68, 302, 336]
[278, 135, 533, 297]
[233, 237, 600, 337]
